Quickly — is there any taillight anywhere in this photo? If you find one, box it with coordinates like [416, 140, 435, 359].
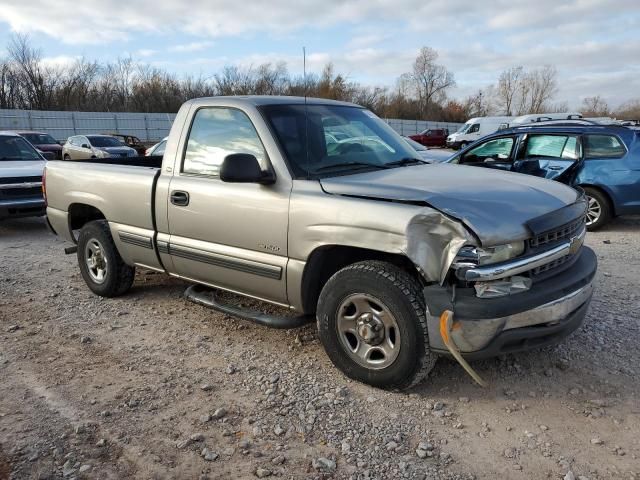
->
[42, 167, 47, 207]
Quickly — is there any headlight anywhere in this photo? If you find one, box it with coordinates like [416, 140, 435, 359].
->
[455, 241, 525, 267]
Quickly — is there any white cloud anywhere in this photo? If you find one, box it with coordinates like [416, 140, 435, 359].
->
[0, 0, 638, 107]
[169, 41, 214, 53]
[136, 49, 156, 57]
[40, 55, 79, 68]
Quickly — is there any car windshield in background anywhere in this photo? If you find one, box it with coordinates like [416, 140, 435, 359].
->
[0, 136, 42, 161]
[22, 133, 57, 144]
[261, 104, 420, 178]
[87, 136, 124, 147]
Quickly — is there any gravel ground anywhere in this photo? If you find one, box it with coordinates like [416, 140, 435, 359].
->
[1, 216, 639, 480]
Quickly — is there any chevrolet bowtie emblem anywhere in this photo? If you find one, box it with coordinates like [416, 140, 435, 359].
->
[569, 234, 584, 255]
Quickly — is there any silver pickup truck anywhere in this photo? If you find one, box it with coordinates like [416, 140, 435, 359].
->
[1, 131, 47, 220]
[45, 96, 597, 389]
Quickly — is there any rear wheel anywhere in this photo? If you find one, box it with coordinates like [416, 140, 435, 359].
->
[317, 261, 437, 390]
[584, 187, 612, 231]
[77, 220, 135, 297]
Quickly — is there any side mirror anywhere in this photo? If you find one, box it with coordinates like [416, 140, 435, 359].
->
[81, 144, 90, 149]
[219, 154, 274, 184]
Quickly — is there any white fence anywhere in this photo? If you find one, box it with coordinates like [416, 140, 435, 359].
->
[0, 109, 176, 142]
[383, 119, 463, 136]
[0, 108, 463, 142]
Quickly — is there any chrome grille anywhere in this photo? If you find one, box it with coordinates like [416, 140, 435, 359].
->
[529, 216, 586, 249]
[532, 254, 572, 276]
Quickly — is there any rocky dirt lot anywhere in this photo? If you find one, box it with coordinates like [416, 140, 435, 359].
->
[1, 216, 639, 480]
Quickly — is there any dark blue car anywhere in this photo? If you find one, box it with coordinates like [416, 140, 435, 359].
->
[446, 124, 640, 230]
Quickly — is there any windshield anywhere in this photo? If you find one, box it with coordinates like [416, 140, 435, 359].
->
[261, 104, 420, 177]
[0, 136, 42, 161]
[404, 137, 428, 151]
[87, 136, 124, 147]
[457, 123, 472, 134]
[22, 133, 57, 144]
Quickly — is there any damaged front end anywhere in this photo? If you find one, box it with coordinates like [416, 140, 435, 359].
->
[405, 199, 597, 362]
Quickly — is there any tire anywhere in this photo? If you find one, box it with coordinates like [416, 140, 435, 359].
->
[583, 187, 612, 231]
[317, 260, 437, 390]
[63, 154, 70, 161]
[459, 142, 468, 150]
[76, 220, 135, 297]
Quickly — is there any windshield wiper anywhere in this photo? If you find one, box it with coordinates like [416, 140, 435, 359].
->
[311, 162, 390, 174]
[385, 157, 429, 167]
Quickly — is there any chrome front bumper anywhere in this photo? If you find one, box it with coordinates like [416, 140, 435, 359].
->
[463, 228, 586, 282]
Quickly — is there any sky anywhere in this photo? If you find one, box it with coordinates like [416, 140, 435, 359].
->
[0, 0, 639, 109]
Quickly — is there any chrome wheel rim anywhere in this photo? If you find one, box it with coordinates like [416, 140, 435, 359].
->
[336, 293, 401, 370]
[586, 195, 601, 226]
[85, 238, 108, 284]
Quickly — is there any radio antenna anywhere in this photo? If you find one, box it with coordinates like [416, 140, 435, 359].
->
[303, 46, 310, 179]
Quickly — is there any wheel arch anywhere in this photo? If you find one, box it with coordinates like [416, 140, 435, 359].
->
[576, 183, 616, 216]
[67, 203, 107, 242]
[299, 244, 421, 315]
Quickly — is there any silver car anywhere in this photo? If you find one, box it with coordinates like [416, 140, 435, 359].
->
[63, 135, 137, 160]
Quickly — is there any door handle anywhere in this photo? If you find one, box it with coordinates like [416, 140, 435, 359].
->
[170, 190, 190, 206]
[548, 166, 564, 170]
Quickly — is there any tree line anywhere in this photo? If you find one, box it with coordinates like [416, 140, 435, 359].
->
[1, 35, 638, 122]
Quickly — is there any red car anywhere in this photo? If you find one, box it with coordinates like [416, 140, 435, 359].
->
[18, 131, 62, 159]
[409, 128, 449, 148]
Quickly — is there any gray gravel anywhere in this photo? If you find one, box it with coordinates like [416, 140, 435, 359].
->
[1, 216, 639, 479]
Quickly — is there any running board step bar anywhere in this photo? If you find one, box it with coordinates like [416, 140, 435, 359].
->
[184, 284, 313, 329]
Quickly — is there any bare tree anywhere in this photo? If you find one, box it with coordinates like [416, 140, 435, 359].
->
[496, 66, 523, 115]
[524, 65, 558, 113]
[581, 95, 610, 117]
[410, 47, 455, 118]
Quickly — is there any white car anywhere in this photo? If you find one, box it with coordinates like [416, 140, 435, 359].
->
[145, 137, 168, 156]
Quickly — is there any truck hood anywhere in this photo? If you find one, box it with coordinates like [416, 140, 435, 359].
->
[0, 160, 45, 179]
[319, 163, 579, 245]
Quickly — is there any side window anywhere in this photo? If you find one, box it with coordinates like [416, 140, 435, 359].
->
[461, 137, 514, 163]
[522, 135, 579, 160]
[467, 124, 480, 133]
[183, 108, 267, 176]
[584, 135, 626, 159]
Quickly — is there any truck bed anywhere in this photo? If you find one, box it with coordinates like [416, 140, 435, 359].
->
[45, 157, 162, 238]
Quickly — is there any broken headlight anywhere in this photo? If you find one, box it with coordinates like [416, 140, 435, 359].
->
[454, 241, 525, 267]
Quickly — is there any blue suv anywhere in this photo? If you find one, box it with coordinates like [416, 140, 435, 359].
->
[447, 123, 640, 230]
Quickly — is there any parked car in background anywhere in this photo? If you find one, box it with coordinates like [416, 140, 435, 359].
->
[63, 135, 137, 160]
[45, 96, 596, 390]
[0, 131, 46, 220]
[409, 128, 448, 147]
[447, 124, 640, 229]
[18, 131, 62, 159]
[107, 133, 148, 155]
[447, 116, 514, 150]
[145, 137, 167, 156]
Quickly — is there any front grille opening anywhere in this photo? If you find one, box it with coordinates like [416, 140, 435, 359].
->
[529, 216, 585, 249]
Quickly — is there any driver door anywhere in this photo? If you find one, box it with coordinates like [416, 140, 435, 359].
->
[512, 133, 581, 179]
[457, 136, 517, 171]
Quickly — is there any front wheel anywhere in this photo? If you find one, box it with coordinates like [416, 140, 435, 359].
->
[77, 220, 135, 297]
[584, 187, 612, 231]
[317, 261, 437, 390]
